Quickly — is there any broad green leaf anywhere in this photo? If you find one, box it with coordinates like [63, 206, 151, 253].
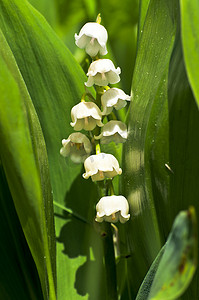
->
[121, 0, 177, 296]
[0, 165, 43, 300]
[0, 1, 104, 298]
[0, 0, 87, 210]
[0, 31, 56, 299]
[28, 0, 57, 27]
[167, 18, 199, 299]
[180, 0, 199, 109]
[136, 207, 197, 300]
[138, 0, 150, 37]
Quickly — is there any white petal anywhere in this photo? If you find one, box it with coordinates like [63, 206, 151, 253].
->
[95, 195, 130, 223]
[70, 102, 102, 130]
[68, 132, 92, 154]
[99, 45, 108, 56]
[87, 59, 119, 76]
[75, 34, 90, 48]
[85, 76, 94, 87]
[100, 134, 126, 144]
[106, 69, 121, 84]
[71, 118, 84, 131]
[92, 73, 109, 86]
[60, 133, 92, 163]
[101, 88, 130, 114]
[114, 99, 127, 110]
[83, 153, 122, 181]
[86, 60, 121, 87]
[85, 39, 101, 57]
[75, 23, 108, 57]
[96, 119, 104, 127]
[71, 102, 101, 119]
[95, 121, 127, 144]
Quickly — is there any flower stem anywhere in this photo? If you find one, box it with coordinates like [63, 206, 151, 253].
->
[101, 222, 118, 300]
[107, 179, 115, 196]
[94, 83, 118, 299]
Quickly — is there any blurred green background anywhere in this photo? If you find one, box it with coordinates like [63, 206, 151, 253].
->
[29, 0, 139, 94]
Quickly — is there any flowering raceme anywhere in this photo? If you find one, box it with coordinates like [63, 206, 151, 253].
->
[101, 88, 131, 115]
[94, 120, 128, 144]
[83, 153, 122, 181]
[95, 195, 130, 223]
[61, 16, 131, 225]
[85, 59, 121, 87]
[70, 101, 104, 131]
[75, 22, 108, 57]
[60, 132, 92, 163]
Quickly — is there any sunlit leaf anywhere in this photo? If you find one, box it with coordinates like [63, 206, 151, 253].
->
[0, 1, 104, 298]
[180, 0, 199, 109]
[121, 0, 178, 297]
[0, 31, 56, 299]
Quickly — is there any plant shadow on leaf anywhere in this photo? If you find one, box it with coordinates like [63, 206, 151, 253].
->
[56, 170, 105, 300]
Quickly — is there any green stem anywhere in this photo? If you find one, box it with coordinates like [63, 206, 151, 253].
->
[102, 222, 118, 300]
[107, 179, 115, 196]
[108, 111, 118, 121]
[97, 181, 118, 299]
[94, 84, 118, 299]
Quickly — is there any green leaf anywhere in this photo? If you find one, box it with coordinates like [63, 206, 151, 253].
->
[0, 165, 43, 300]
[135, 246, 165, 300]
[0, 1, 104, 299]
[0, 0, 87, 206]
[0, 31, 56, 299]
[167, 16, 199, 299]
[28, 0, 57, 27]
[180, 0, 199, 109]
[136, 207, 197, 300]
[121, 0, 178, 296]
[138, 0, 150, 37]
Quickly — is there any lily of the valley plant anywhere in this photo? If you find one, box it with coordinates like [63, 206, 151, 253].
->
[61, 16, 131, 226]
[1, 2, 198, 300]
[60, 15, 131, 298]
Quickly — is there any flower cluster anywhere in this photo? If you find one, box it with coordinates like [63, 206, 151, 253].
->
[60, 16, 131, 223]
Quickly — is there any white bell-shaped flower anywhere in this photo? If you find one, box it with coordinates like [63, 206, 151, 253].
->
[94, 120, 128, 144]
[95, 195, 130, 223]
[101, 88, 131, 115]
[75, 22, 108, 57]
[70, 101, 104, 131]
[83, 153, 122, 181]
[85, 59, 121, 87]
[60, 132, 92, 163]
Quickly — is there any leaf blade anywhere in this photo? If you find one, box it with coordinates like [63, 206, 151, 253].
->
[0, 30, 56, 299]
[180, 0, 199, 108]
[136, 208, 197, 300]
